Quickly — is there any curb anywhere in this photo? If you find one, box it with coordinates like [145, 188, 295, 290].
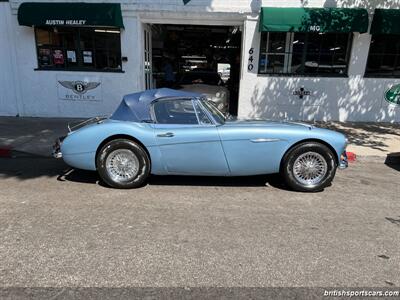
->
[355, 155, 400, 164]
[385, 154, 400, 165]
[0, 148, 50, 159]
[345, 151, 400, 165]
[346, 151, 356, 162]
[0, 147, 12, 158]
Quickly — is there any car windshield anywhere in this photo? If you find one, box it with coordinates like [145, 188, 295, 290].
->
[180, 72, 222, 85]
[202, 100, 225, 124]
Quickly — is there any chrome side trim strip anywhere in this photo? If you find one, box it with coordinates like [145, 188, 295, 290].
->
[250, 138, 282, 143]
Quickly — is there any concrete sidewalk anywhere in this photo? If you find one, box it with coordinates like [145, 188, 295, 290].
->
[0, 116, 399, 160]
[0, 116, 82, 157]
[315, 121, 400, 160]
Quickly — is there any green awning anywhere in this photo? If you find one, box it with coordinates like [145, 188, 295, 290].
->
[371, 9, 400, 35]
[259, 7, 369, 33]
[18, 2, 124, 28]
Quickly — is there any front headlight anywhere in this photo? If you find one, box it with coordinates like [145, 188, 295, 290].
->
[217, 102, 225, 110]
[216, 91, 226, 98]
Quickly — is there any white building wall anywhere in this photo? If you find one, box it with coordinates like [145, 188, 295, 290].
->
[0, 2, 20, 116]
[238, 0, 400, 122]
[2, 0, 400, 121]
[6, 0, 255, 118]
[10, 14, 143, 118]
[9, 0, 258, 13]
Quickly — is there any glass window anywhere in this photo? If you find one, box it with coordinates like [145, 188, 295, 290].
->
[203, 100, 226, 124]
[365, 35, 400, 77]
[193, 101, 212, 125]
[153, 99, 198, 125]
[34, 27, 122, 71]
[259, 32, 288, 74]
[259, 32, 352, 76]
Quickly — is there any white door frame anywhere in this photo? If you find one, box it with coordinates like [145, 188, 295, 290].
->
[142, 23, 153, 90]
[139, 14, 246, 96]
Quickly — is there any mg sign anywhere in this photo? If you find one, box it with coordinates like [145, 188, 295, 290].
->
[309, 25, 321, 32]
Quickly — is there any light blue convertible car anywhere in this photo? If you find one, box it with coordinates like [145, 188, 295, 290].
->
[54, 88, 348, 192]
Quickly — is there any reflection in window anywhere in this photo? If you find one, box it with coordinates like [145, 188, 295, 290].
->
[194, 101, 212, 125]
[35, 27, 122, 71]
[366, 35, 400, 77]
[153, 100, 199, 125]
[259, 32, 352, 76]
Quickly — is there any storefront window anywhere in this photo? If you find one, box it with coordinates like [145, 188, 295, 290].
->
[365, 35, 400, 77]
[259, 32, 352, 76]
[35, 27, 122, 71]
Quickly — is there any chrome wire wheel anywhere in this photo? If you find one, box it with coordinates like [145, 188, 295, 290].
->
[105, 149, 140, 183]
[293, 152, 328, 187]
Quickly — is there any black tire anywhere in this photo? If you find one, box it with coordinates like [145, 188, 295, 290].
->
[281, 142, 337, 192]
[96, 139, 150, 189]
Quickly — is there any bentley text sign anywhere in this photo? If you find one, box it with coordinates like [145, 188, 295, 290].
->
[57, 75, 102, 102]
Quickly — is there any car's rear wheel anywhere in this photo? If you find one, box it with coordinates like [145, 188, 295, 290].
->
[281, 142, 337, 192]
[96, 139, 150, 189]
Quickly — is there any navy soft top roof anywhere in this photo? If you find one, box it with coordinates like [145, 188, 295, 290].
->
[110, 88, 201, 122]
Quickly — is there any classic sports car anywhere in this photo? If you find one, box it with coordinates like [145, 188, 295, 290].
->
[54, 88, 348, 192]
[179, 70, 230, 113]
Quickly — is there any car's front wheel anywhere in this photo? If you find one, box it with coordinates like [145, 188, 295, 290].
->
[282, 142, 337, 192]
[96, 139, 150, 189]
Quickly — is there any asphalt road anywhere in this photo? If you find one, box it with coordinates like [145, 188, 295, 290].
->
[0, 156, 399, 290]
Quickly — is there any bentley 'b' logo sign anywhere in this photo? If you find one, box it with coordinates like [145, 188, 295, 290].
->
[57, 75, 102, 102]
[58, 80, 101, 95]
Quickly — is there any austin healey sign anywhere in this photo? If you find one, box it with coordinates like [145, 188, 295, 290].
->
[45, 19, 87, 26]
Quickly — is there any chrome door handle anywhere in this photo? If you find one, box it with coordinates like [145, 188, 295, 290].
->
[157, 132, 174, 138]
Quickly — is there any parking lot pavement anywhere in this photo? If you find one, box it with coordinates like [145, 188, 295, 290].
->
[0, 157, 399, 289]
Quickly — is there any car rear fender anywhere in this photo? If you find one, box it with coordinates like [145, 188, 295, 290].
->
[60, 121, 163, 172]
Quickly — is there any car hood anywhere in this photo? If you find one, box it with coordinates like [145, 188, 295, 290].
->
[180, 84, 228, 95]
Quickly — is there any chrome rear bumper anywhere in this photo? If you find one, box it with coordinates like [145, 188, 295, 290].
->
[52, 136, 65, 159]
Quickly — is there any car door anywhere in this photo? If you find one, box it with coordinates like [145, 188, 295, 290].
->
[217, 122, 289, 176]
[151, 98, 229, 175]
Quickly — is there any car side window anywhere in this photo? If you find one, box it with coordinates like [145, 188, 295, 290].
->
[153, 99, 199, 125]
